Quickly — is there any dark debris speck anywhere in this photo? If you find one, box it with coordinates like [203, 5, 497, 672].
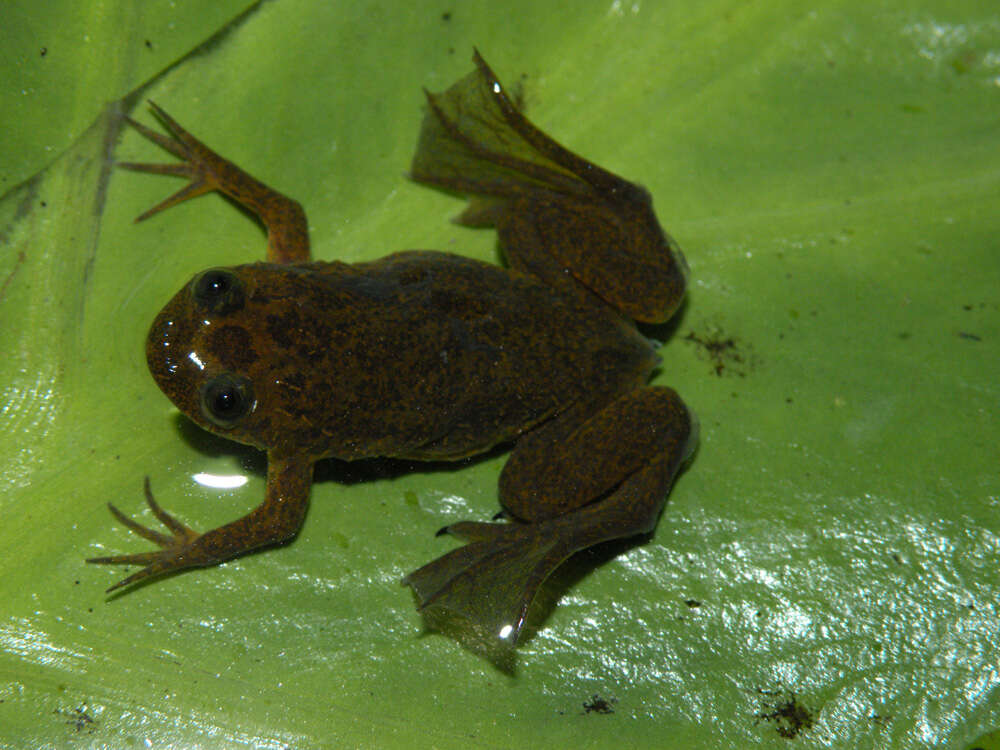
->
[582, 694, 616, 714]
[755, 689, 815, 740]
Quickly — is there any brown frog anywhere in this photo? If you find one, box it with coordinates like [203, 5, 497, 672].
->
[89, 52, 697, 645]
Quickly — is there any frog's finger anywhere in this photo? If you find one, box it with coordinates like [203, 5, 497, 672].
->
[145, 101, 205, 156]
[140, 477, 199, 541]
[117, 161, 193, 178]
[102, 502, 173, 547]
[122, 113, 190, 161]
[91, 480, 199, 548]
[87, 549, 164, 567]
[102, 568, 158, 593]
[88, 548, 194, 593]
[87, 556, 176, 593]
[121, 171, 214, 223]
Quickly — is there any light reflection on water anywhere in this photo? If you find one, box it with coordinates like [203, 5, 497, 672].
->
[191, 472, 249, 490]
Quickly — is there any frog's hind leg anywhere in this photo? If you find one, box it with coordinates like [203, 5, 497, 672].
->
[408, 51, 688, 324]
[403, 386, 696, 646]
[494, 195, 688, 325]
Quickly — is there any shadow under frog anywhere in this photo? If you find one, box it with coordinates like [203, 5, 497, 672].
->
[173, 408, 509, 488]
[89, 51, 698, 650]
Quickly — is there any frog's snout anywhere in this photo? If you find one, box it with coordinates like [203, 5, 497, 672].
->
[145, 301, 201, 415]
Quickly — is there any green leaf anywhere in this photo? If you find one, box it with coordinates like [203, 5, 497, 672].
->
[2, 0, 998, 748]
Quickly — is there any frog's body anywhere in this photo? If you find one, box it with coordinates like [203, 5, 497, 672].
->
[150, 252, 656, 463]
[91, 52, 696, 645]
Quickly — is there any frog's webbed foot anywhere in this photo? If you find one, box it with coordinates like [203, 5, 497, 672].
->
[119, 102, 309, 263]
[410, 50, 610, 207]
[87, 478, 203, 592]
[403, 518, 573, 646]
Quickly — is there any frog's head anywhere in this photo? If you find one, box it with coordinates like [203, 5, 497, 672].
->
[145, 264, 339, 458]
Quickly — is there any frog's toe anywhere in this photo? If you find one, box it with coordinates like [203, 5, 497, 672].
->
[87, 478, 202, 592]
[403, 521, 567, 645]
[434, 519, 518, 541]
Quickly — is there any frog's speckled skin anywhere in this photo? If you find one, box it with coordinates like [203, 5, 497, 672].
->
[90, 52, 696, 646]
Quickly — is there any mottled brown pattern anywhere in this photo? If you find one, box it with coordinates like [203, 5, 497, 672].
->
[90, 52, 697, 650]
[207, 325, 258, 369]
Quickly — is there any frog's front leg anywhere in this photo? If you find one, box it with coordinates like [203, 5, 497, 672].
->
[120, 102, 310, 263]
[88, 455, 312, 592]
[403, 386, 696, 645]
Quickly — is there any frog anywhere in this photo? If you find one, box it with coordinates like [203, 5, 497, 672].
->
[89, 51, 697, 646]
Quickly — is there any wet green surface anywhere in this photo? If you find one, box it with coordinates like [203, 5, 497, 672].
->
[2, 1, 998, 747]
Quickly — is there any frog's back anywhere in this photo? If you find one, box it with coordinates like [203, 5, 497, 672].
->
[261, 251, 657, 460]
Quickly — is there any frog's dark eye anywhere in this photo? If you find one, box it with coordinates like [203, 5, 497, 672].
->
[200, 373, 255, 428]
[192, 269, 245, 314]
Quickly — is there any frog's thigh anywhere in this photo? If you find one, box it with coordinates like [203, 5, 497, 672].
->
[495, 197, 599, 305]
[499, 386, 694, 522]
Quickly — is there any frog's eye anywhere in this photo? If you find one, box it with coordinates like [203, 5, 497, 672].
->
[192, 269, 245, 314]
[200, 373, 255, 428]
